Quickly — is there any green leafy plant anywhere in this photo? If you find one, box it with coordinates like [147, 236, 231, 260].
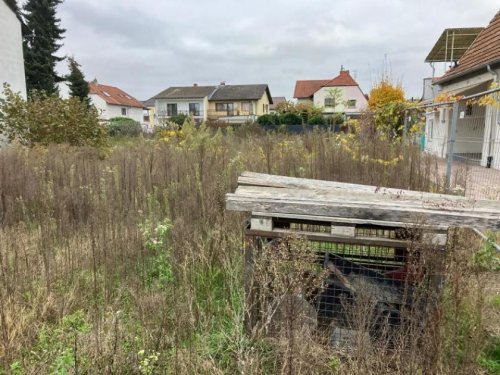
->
[108, 117, 142, 137]
[140, 219, 174, 287]
[257, 113, 280, 125]
[308, 114, 326, 125]
[279, 112, 303, 125]
[0, 84, 108, 147]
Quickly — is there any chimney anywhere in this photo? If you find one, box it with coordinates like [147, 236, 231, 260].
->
[193, 83, 198, 87]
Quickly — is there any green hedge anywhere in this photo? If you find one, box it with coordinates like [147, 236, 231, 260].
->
[108, 117, 142, 137]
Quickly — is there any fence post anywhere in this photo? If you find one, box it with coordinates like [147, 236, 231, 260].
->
[403, 110, 409, 143]
[445, 101, 460, 191]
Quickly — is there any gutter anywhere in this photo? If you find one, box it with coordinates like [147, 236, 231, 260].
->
[433, 59, 500, 85]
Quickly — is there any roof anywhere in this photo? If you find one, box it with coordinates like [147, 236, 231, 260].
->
[89, 83, 143, 108]
[436, 11, 500, 84]
[270, 96, 286, 110]
[209, 84, 272, 102]
[425, 28, 483, 63]
[142, 97, 156, 107]
[294, 70, 359, 99]
[154, 85, 216, 100]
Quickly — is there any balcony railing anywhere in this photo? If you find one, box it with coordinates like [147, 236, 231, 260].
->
[207, 109, 255, 119]
[157, 110, 203, 118]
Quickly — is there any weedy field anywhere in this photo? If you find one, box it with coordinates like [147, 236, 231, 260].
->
[0, 126, 498, 374]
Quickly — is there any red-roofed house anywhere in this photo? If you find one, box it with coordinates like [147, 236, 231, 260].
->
[293, 69, 368, 117]
[89, 82, 144, 123]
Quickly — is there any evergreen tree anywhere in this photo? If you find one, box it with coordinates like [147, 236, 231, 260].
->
[66, 57, 89, 103]
[4, 0, 20, 16]
[23, 0, 65, 95]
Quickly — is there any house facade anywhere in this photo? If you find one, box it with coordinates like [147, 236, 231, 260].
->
[154, 85, 215, 124]
[207, 84, 272, 123]
[270, 96, 286, 113]
[89, 82, 143, 123]
[293, 69, 368, 117]
[0, 0, 26, 99]
[153, 83, 272, 124]
[424, 11, 500, 169]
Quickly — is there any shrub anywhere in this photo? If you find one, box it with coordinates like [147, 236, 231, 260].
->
[308, 114, 326, 125]
[108, 117, 142, 137]
[169, 113, 189, 126]
[257, 113, 280, 126]
[368, 79, 407, 138]
[0, 84, 108, 147]
[279, 112, 303, 125]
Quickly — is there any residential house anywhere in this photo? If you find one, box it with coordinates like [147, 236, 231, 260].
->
[0, 0, 26, 99]
[154, 84, 216, 124]
[89, 82, 143, 123]
[293, 69, 368, 118]
[270, 96, 286, 113]
[207, 83, 272, 123]
[153, 83, 273, 124]
[142, 97, 156, 127]
[424, 11, 500, 169]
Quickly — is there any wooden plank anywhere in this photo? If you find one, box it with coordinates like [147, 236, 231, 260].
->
[245, 228, 412, 248]
[331, 225, 356, 237]
[227, 195, 500, 231]
[251, 211, 450, 231]
[250, 217, 273, 231]
[238, 171, 473, 201]
[234, 185, 500, 213]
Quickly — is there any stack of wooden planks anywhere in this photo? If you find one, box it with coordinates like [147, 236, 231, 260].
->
[226, 172, 500, 241]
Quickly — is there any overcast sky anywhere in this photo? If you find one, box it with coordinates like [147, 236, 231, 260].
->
[56, 0, 499, 101]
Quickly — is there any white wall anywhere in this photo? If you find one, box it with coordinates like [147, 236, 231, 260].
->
[89, 94, 143, 123]
[0, 1, 26, 99]
[156, 98, 207, 121]
[313, 86, 367, 114]
[425, 109, 449, 158]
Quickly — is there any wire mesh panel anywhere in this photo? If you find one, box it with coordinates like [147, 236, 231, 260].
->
[406, 88, 500, 199]
[449, 91, 500, 199]
[247, 217, 444, 348]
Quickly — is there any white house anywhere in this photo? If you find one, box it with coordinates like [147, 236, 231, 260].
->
[89, 82, 143, 123]
[153, 83, 273, 124]
[154, 84, 216, 124]
[424, 11, 500, 169]
[293, 69, 368, 118]
[0, 0, 26, 99]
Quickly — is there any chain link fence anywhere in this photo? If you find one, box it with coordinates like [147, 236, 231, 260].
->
[405, 87, 500, 200]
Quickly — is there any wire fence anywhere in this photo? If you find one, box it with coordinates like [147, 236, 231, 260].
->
[405, 87, 500, 200]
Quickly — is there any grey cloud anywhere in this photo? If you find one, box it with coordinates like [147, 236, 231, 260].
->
[57, 0, 500, 100]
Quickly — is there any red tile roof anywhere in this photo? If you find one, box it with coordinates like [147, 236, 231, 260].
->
[294, 70, 359, 99]
[89, 82, 143, 108]
[436, 11, 500, 83]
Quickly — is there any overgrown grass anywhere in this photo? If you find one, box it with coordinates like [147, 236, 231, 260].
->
[0, 126, 496, 373]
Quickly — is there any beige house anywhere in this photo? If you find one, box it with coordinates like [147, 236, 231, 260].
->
[153, 83, 273, 124]
[207, 84, 272, 123]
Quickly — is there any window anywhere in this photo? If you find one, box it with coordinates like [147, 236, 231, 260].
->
[167, 103, 177, 116]
[216, 103, 234, 113]
[121, 107, 128, 116]
[189, 103, 200, 116]
[324, 98, 335, 107]
[347, 99, 356, 108]
[465, 104, 473, 116]
[241, 102, 251, 113]
[263, 104, 269, 114]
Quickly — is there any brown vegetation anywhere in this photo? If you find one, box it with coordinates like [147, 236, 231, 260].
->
[0, 128, 496, 374]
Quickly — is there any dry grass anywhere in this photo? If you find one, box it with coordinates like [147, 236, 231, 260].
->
[0, 127, 496, 374]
